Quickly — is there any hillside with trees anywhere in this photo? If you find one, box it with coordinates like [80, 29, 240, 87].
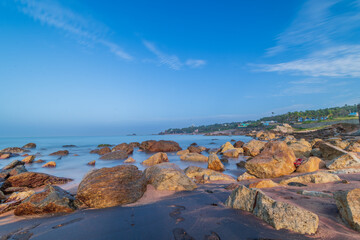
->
[161, 104, 358, 134]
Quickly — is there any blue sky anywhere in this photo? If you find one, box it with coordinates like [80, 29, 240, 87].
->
[0, 0, 359, 137]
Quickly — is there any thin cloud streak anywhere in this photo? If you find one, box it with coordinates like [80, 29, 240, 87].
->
[15, 0, 133, 60]
[143, 40, 206, 70]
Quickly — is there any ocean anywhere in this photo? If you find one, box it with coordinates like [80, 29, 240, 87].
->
[0, 134, 252, 185]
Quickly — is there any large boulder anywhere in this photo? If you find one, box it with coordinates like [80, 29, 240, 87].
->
[334, 188, 360, 232]
[22, 143, 36, 149]
[243, 140, 266, 157]
[112, 143, 134, 154]
[76, 165, 147, 208]
[288, 139, 312, 158]
[140, 140, 181, 152]
[100, 150, 128, 160]
[177, 149, 190, 156]
[280, 172, 340, 185]
[326, 153, 360, 170]
[296, 157, 322, 173]
[207, 154, 225, 171]
[14, 185, 77, 216]
[0, 190, 35, 214]
[49, 150, 69, 156]
[184, 166, 235, 182]
[2, 172, 72, 189]
[225, 185, 318, 234]
[319, 142, 347, 160]
[180, 153, 208, 162]
[328, 139, 350, 150]
[142, 152, 169, 166]
[129, 142, 140, 148]
[144, 163, 197, 191]
[0, 160, 27, 179]
[245, 141, 296, 178]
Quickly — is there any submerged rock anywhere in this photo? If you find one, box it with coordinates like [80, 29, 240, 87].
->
[225, 185, 319, 234]
[334, 188, 360, 232]
[142, 152, 169, 166]
[0, 147, 27, 154]
[22, 143, 36, 149]
[3, 172, 72, 189]
[14, 185, 77, 215]
[280, 172, 340, 185]
[100, 150, 128, 160]
[76, 165, 147, 208]
[87, 160, 96, 166]
[49, 150, 69, 156]
[144, 163, 197, 191]
[245, 141, 296, 178]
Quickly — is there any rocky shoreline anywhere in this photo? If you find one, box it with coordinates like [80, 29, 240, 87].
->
[0, 123, 360, 239]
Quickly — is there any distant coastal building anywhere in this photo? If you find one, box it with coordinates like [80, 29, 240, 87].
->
[349, 112, 359, 117]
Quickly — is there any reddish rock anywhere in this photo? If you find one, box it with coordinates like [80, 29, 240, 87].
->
[0, 153, 11, 159]
[34, 159, 45, 163]
[187, 145, 203, 154]
[0, 147, 27, 154]
[76, 165, 147, 208]
[14, 185, 77, 216]
[140, 140, 182, 152]
[112, 143, 134, 154]
[233, 141, 245, 148]
[98, 147, 111, 155]
[87, 160, 96, 166]
[49, 150, 69, 156]
[3, 172, 72, 189]
[142, 152, 169, 166]
[22, 155, 35, 164]
[129, 142, 140, 148]
[42, 161, 56, 168]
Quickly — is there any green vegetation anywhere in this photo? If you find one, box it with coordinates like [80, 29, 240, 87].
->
[161, 104, 358, 134]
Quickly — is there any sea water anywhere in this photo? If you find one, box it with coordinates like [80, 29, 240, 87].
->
[0, 135, 251, 185]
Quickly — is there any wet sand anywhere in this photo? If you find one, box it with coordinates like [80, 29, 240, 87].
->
[2, 174, 360, 240]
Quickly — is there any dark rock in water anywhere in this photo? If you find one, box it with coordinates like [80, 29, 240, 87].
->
[287, 182, 307, 187]
[2, 160, 25, 170]
[220, 157, 229, 164]
[100, 150, 128, 160]
[62, 145, 77, 148]
[90, 149, 100, 154]
[97, 147, 111, 155]
[190, 142, 197, 146]
[14, 185, 77, 215]
[209, 142, 216, 145]
[76, 165, 147, 208]
[173, 228, 195, 240]
[230, 139, 236, 142]
[233, 140, 245, 148]
[0, 147, 28, 154]
[187, 145, 202, 154]
[34, 159, 45, 163]
[140, 140, 182, 152]
[236, 161, 246, 168]
[22, 143, 36, 149]
[129, 142, 140, 148]
[87, 160, 96, 166]
[97, 144, 112, 147]
[112, 143, 134, 154]
[49, 150, 69, 156]
[2, 172, 72, 189]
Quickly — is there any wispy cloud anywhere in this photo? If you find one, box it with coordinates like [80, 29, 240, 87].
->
[258, 0, 360, 78]
[260, 45, 360, 77]
[15, 0, 132, 60]
[185, 59, 206, 68]
[143, 40, 206, 70]
[143, 40, 182, 70]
